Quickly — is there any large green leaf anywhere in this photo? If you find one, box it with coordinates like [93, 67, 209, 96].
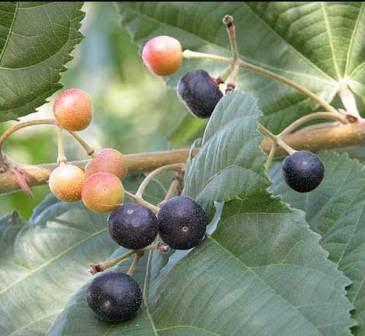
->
[183, 91, 268, 213]
[271, 151, 365, 335]
[0, 2, 84, 122]
[116, 2, 365, 132]
[49, 92, 354, 336]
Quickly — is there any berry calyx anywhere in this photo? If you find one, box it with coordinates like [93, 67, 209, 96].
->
[82, 172, 124, 213]
[49, 163, 86, 202]
[142, 35, 182, 76]
[158, 196, 208, 250]
[85, 148, 128, 179]
[177, 69, 223, 118]
[282, 150, 324, 193]
[53, 88, 92, 131]
[86, 272, 142, 322]
[108, 204, 158, 250]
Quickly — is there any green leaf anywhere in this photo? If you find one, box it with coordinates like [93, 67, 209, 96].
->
[0, 2, 84, 122]
[116, 2, 365, 132]
[49, 93, 354, 336]
[271, 151, 365, 335]
[0, 173, 170, 336]
[0, 202, 117, 336]
[183, 91, 268, 213]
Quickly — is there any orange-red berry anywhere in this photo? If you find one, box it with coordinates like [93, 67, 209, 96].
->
[85, 148, 128, 179]
[142, 36, 182, 76]
[49, 164, 86, 202]
[82, 172, 124, 213]
[53, 88, 92, 131]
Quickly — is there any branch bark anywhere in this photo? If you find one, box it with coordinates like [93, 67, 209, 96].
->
[2, 120, 365, 194]
[261, 120, 365, 157]
[0, 149, 198, 194]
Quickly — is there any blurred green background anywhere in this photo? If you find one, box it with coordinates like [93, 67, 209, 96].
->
[0, 3, 206, 219]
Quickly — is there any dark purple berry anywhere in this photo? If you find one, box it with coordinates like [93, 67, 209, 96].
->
[158, 196, 208, 250]
[108, 204, 158, 250]
[282, 150, 324, 193]
[86, 272, 142, 322]
[177, 69, 223, 118]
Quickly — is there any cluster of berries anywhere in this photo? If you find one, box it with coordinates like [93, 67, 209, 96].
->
[49, 89, 127, 213]
[87, 195, 208, 322]
[48, 86, 210, 323]
[50, 32, 326, 325]
[142, 35, 325, 193]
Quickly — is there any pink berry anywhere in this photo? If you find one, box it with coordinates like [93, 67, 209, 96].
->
[82, 172, 124, 213]
[142, 36, 182, 76]
[85, 148, 128, 179]
[53, 88, 92, 131]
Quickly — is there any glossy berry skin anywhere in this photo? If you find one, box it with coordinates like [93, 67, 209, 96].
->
[282, 151, 324, 193]
[85, 148, 128, 179]
[108, 204, 158, 250]
[142, 35, 182, 76]
[53, 88, 92, 131]
[49, 164, 86, 202]
[177, 69, 223, 118]
[86, 272, 142, 322]
[158, 196, 208, 250]
[82, 172, 124, 213]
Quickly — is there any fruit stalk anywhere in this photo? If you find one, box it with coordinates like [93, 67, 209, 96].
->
[135, 163, 185, 198]
[124, 190, 160, 214]
[90, 249, 135, 274]
[257, 123, 295, 155]
[0, 118, 95, 157]
[223, 15, 240, 89]
[127, 251, 144, 276]
[56, 127, 67, 164]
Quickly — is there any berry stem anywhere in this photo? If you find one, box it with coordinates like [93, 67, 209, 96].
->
[56, 127, 67, 164]
[0, 119, 55, 153]
[0, 118, 95, 158]
[124, 190, 160, 214]
[163, 178, 179, 201]
[90, 249, 135, 274]
[67, 132, 95, 158]
[183, 49, 338, 114]
[127, 250, 144, 276]
[264, 141, 276, 172]
[223, 15, 240, 90]
[257, 123, 296, 155]
[278, 112, 349, 137]
[135, 163, 185, 199]
[219, 65, 233, 83]
[338, 79, 360, 117]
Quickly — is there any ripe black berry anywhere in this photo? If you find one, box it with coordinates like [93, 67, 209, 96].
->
[108, 204, 158, 250]
[158, 196, 208, 250]
[177, 69, 223, 118]
[282, 150, 324, 193]
[86, 272, 142, 322]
